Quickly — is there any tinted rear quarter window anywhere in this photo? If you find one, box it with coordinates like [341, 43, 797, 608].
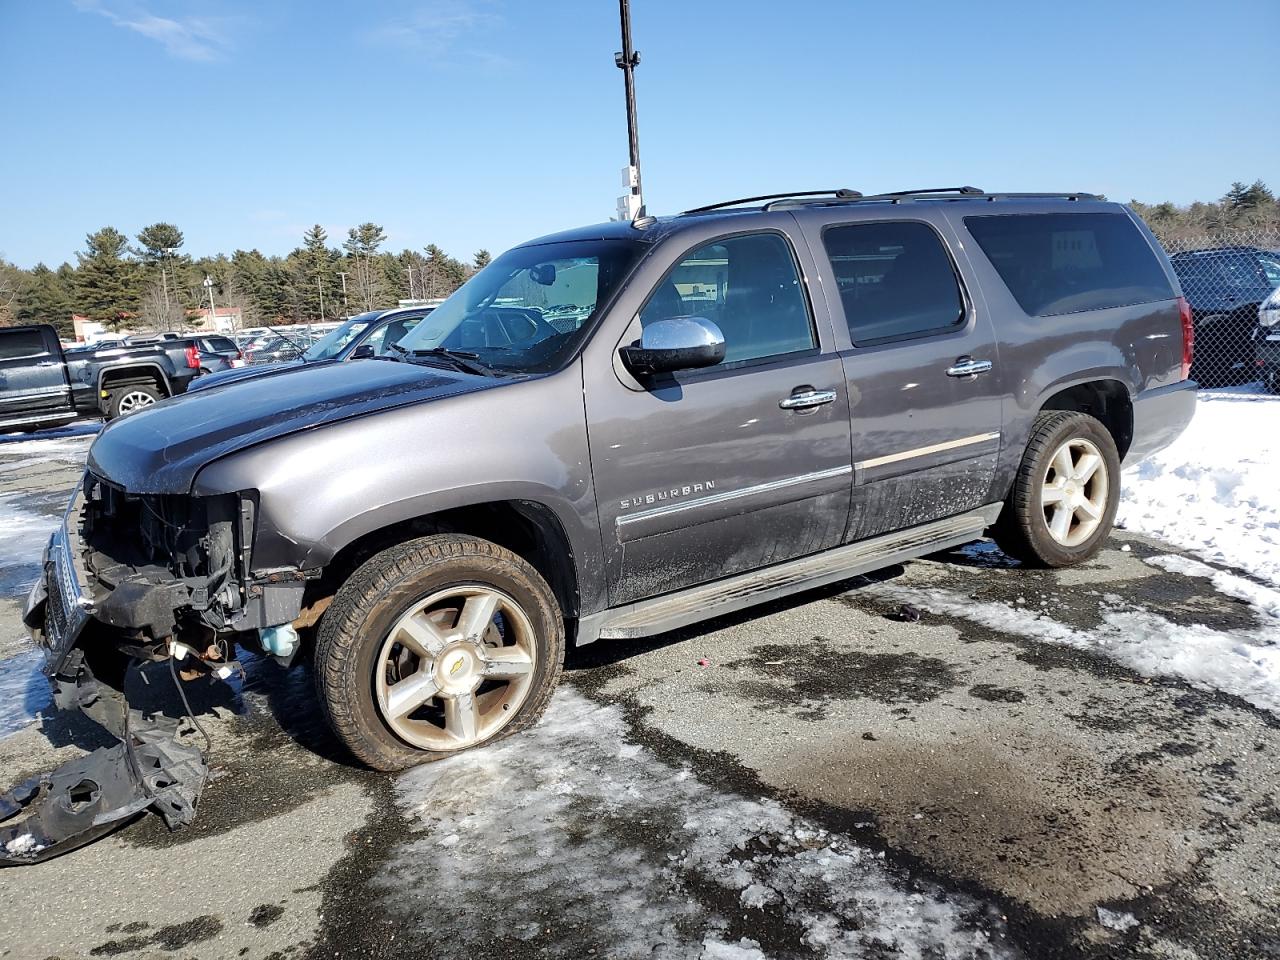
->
[964, 212, 1174, 316]
[0, 329, 49, 361]
[203, 337, 238, 352]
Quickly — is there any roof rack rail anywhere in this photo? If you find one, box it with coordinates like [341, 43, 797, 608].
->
[839, 188, 1100, 204]
[683, 189, 862, 215]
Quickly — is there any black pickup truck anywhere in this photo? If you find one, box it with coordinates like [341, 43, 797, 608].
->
[0, 324, 204, 432]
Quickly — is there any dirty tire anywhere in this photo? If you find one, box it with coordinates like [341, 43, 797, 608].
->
[105, 383, 162, 419]
[314, 534, 564, 771]
[991, 411, 1121, 568]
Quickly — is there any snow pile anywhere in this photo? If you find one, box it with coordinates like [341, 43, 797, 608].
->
[866, 584, 1280, 717]
[1120, 387, 1280, 586]
[384, 689, 1014, 959]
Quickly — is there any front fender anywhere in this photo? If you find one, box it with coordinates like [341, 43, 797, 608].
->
[192, 365, 606, 613]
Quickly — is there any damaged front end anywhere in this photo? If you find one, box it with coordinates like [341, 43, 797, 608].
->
[3, 472, 307, 865]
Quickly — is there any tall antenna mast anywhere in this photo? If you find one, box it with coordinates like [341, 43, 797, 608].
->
[615, 0, 644, 220]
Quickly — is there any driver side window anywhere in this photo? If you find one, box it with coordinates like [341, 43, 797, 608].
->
[639, 232, 815, 364]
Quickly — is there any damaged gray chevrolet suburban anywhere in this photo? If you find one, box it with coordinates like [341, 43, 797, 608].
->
[23, 187, 1197, 787]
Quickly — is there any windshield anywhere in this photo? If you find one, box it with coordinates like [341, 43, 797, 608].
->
[396, 239, 647, 374]
[303, 312, 380, 361]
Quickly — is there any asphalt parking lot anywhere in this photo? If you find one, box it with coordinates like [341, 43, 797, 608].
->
[0, 428, 1276, 960]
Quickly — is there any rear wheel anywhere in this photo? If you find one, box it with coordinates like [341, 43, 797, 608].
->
[314, 534, 564, 771]
[992, 411, 1121, 567]
[106, 383, 162, 419]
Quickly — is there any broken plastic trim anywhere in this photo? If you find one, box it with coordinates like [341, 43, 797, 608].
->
[0, 655, 211, 867]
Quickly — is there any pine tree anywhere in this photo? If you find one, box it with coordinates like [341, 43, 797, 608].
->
[18, 263, 74, 334]
[473, 249, 492, 271]
[294, 225, 338, 320]
[75, 227, 141, 329]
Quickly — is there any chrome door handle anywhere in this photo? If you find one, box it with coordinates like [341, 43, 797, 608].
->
[779, 389, 837, 410]
[946, 357, 993, 378]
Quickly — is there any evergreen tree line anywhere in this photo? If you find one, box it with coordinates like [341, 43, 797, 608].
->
[1129, 179, 1278, 246]
[0, 220, 492, 337]
[1, 181, 1275, 336]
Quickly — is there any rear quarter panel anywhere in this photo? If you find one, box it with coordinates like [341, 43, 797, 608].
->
[946, 204, 1185, 494]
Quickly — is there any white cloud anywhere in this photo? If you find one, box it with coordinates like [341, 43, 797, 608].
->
[74, 0, 231, 62]
[363, 0, 507, 66]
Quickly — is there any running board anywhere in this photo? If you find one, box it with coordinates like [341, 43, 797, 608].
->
[578, 504, 1001, 644]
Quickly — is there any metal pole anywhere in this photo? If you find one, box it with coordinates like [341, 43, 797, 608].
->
[160, 262, 171, 331]
[204, 275, 217, 329]
[407, 264, 415, 301]
[317, 278, 326, 320]
[616, 0, 643, 212]
[338, 271, 349, 311]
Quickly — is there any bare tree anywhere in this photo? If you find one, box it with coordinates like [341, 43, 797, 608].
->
[344, 223, 387, 311]
[138, 279, 184, 333]
[0, 259, 22, 326]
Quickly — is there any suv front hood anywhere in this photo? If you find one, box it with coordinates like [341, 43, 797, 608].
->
[88, 359, 496, 494]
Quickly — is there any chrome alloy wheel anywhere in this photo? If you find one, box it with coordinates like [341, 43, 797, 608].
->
[116, 390, 157, 413]
[1040, 437, 1109, 547]
[373, 585, 537, 751]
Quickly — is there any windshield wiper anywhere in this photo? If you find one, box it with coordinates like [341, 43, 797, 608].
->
[408, 347, 499, 377]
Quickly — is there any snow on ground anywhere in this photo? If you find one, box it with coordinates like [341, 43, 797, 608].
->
[0, 420, 100, 448]
[1119, 385, 1280, 586]
[0, 492, 60, 564]
[0, 648, 51, 738]
[866, 582, 1280, 717]
[384, 689, 1015, 960]
[1143, 553, 1280, 619]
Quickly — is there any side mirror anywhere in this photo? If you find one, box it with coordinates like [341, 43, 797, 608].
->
[350, 343, 375, 360]
[619, 316, 726, 377]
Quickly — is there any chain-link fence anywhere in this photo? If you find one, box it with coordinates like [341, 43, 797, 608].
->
[1155, 229, 1280, 390]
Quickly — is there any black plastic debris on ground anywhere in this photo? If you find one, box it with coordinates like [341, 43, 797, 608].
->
[0, 656, 210, 866]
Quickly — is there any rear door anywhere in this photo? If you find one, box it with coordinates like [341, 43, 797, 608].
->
[797, 212, 1004, 541]
[0, 326, 75, 427]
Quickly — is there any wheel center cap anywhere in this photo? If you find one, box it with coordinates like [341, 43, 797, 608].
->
[434, 643, 482, 694]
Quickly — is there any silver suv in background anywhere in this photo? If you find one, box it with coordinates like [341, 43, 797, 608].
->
[22, 188, 1195, 828]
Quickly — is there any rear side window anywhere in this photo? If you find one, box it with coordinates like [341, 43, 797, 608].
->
[965, 213, 1174, 316]
[0, 329, 49, 361]
[823, 221, 964, 344]
[203, 337, 238, 352]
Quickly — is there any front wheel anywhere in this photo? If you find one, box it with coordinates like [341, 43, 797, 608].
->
[991, 411, 1121, 567]
[314, 534, 564, 771]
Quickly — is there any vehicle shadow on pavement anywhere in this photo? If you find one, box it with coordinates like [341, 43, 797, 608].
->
[564, 564, 911, 673]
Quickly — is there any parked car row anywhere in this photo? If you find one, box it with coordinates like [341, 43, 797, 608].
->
[0, 327, 209, 430]
[1167, 245, 1280, 387]
[0, 311, 442, 433]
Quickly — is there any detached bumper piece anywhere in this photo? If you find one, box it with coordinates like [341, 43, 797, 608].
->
[0, 657, 210, 868]
[0, 714, 208, 866]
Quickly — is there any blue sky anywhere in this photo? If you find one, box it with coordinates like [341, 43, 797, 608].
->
[1, 0, 1276, 268]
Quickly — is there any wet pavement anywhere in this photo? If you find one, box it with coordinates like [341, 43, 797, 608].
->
[0, 427, 1276, 959]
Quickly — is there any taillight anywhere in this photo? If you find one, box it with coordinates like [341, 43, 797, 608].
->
[1177, 296, 1194, 381]
[185, 345, 201, 369]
